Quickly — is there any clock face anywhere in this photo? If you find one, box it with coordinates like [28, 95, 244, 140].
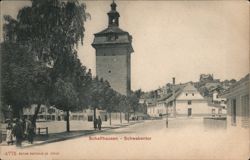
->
[110, 35, 116, 41]
[107, 34, 117, 41]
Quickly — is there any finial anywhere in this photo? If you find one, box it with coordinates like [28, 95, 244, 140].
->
[111, 0, 117, 10]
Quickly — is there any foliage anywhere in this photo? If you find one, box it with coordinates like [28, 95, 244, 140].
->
[1, 0, 145, 129]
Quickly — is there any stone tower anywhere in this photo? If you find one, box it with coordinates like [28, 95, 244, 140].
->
[92, 1, 134, 96]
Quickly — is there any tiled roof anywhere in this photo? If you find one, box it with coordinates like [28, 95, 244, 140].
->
[92, 26, 133, 48]
[183, 83, 197, 92]
[221, 74, 249, 96]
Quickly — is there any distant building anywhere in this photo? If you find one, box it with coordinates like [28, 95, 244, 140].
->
[222, 74, 249, 129]
[23, 105, 64, 121]
[166, 83, 213, 117]
[200, 74, 214, 83]
[70, 109, 108, 121]
[147, 83, 215, 118]
[92, 1, 134, 96]
[211, 89, 227, 108]
[147, 101, 166, 118]
[174, 83, 212, 116]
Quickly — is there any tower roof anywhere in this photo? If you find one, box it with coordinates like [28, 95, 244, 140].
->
[94, 26, 128, 35]
[92, 1, 133, 51]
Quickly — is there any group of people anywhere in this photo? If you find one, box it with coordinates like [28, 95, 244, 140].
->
[6, 117, 36, 147]
[94, 116, 102, 130]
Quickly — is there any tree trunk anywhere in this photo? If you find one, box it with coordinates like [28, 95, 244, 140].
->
[109, 112, 112, 126]
[134, 111, 136, 121]
[32, 103, 41, 126]
[13, 104, 21, 119]
[120, 112, 122, 124]
[93, 107, 96, 128]
[127, 112, 129, 123]
[66, 109, 70, 132]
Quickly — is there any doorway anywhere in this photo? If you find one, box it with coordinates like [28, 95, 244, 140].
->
[188, 108, 192, 116]
[232, 99, 236, 125]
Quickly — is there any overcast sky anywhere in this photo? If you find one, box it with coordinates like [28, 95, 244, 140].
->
[1, 0, 249, 91]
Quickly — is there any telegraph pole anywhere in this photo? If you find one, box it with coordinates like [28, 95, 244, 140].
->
[165, 102, 168, 128]
[173, 77, 176, 118]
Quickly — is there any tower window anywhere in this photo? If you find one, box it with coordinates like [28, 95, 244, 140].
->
[188, 100, 192, 105]
[108, 70, 111, 73]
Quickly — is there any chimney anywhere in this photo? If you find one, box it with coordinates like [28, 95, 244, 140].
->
[172, 77, 175, 85]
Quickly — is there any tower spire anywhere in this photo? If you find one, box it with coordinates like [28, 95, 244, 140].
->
[108, 0, 120, 27]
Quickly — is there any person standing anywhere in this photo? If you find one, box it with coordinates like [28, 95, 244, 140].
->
[26, 118, 35, 144]
[94, 118, 97, 130]
[12, 119, 23, 147]
[21, 117, 27, 140]
[6, 120, 13, 145]
[97, 116, 102, 130]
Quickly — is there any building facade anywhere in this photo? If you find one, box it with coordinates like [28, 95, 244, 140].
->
[92, 1, 134, 96]
[23, 104, 64, 121]
[175, 83, 211, 116]
[211, 90, 227, 108]
[222, 74, 249, 129]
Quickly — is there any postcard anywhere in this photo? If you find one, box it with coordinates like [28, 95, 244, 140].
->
[0, 0, 249, 160]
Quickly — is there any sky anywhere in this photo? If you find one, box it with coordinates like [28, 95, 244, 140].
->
[1, 0, 249, 91]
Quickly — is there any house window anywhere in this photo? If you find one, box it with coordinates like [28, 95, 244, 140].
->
[218, 109, 222, 117]
[192, 93, 194, 96]
[88, 115, 93, 121]
[212, 109, 216, 117]
[39, 107, 45, 113]
[188, 100, 192, 105]
[48, 108, 55, 113]
[186, 93, 188, 96]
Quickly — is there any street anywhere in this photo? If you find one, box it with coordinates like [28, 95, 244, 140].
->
[1, 118, 249, 160]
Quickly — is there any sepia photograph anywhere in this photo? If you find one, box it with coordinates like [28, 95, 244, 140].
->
[0, 0, 249, 159]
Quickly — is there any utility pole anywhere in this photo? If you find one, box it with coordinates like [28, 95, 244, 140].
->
[165, 102, 168, 128]
[173, 77, 176, 118]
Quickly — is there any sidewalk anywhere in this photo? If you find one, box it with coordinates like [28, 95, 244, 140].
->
[0, 120, 143, 148]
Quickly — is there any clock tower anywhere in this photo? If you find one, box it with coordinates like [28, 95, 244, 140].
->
[92, 1, 134, 96]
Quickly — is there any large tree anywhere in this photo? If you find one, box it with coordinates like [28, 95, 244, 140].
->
[1, 42, 33, 118]
[51, 78, 78, 132]
[2, 0, 89, 126]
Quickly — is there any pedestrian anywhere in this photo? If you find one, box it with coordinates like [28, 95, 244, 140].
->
[21, 117, 26, 140]
[6, 120, 13, 145]
[12, 118, 23, 147]
[94, 118, 97, 130]
[97, 116, 102, 130]
[26, 118, 35, 144]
